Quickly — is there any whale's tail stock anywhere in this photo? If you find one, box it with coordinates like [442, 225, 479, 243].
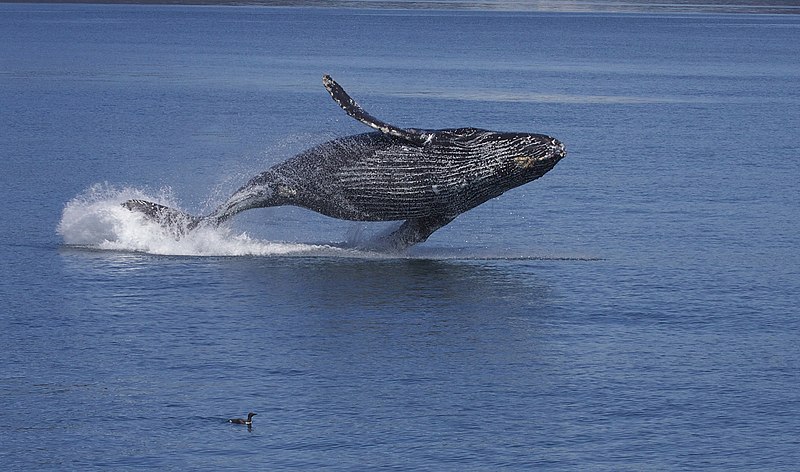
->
[122, 199, 212, 238]
[121, 198, 448, 251]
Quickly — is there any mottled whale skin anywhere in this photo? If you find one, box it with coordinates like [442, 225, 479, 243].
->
[124, 75, 566, 250]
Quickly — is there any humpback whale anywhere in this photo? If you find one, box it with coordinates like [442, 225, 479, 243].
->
[123, 75, 566, 251]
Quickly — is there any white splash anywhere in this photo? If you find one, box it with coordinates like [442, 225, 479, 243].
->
[56, 184, 335, 257]
[57, 184, 598, 261]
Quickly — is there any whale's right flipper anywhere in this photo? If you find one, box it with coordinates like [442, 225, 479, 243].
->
[122, 199, 205, 237]
[323, 75, 432, 146]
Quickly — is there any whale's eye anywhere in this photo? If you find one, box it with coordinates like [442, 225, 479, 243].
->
[514, 155, 535, 169]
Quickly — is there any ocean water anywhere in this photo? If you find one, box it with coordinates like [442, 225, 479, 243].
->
[2, 3, 799, 470]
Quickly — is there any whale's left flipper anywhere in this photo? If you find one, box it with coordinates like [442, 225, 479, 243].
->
[368, 215, 455, 252]
[122, 199, 205, 237]
[323, 75, 432, 146]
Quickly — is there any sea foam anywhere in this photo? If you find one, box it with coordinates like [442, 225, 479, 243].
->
[56, 184, 335, 257]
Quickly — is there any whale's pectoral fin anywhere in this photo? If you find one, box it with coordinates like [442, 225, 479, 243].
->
[323, 75, 431, 147]
[122, 199, 207, 238]
[370, 215, 455, 252]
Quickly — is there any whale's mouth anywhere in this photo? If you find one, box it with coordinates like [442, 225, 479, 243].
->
[513, 136, 566, 170]
[514, 139, 565, 169]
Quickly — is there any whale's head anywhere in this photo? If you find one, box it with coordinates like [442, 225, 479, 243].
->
[447, 128, 566, 190]
[424, 128, 566, 214]
[505, 132, 566, 180]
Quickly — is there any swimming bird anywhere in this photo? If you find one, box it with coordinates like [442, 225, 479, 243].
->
[228, 412, 257, 425]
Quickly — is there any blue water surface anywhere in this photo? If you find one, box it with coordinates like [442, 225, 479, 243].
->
[1, 4, 799, 470]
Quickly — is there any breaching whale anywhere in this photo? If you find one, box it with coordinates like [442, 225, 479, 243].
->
[123, 75, 566, 251]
